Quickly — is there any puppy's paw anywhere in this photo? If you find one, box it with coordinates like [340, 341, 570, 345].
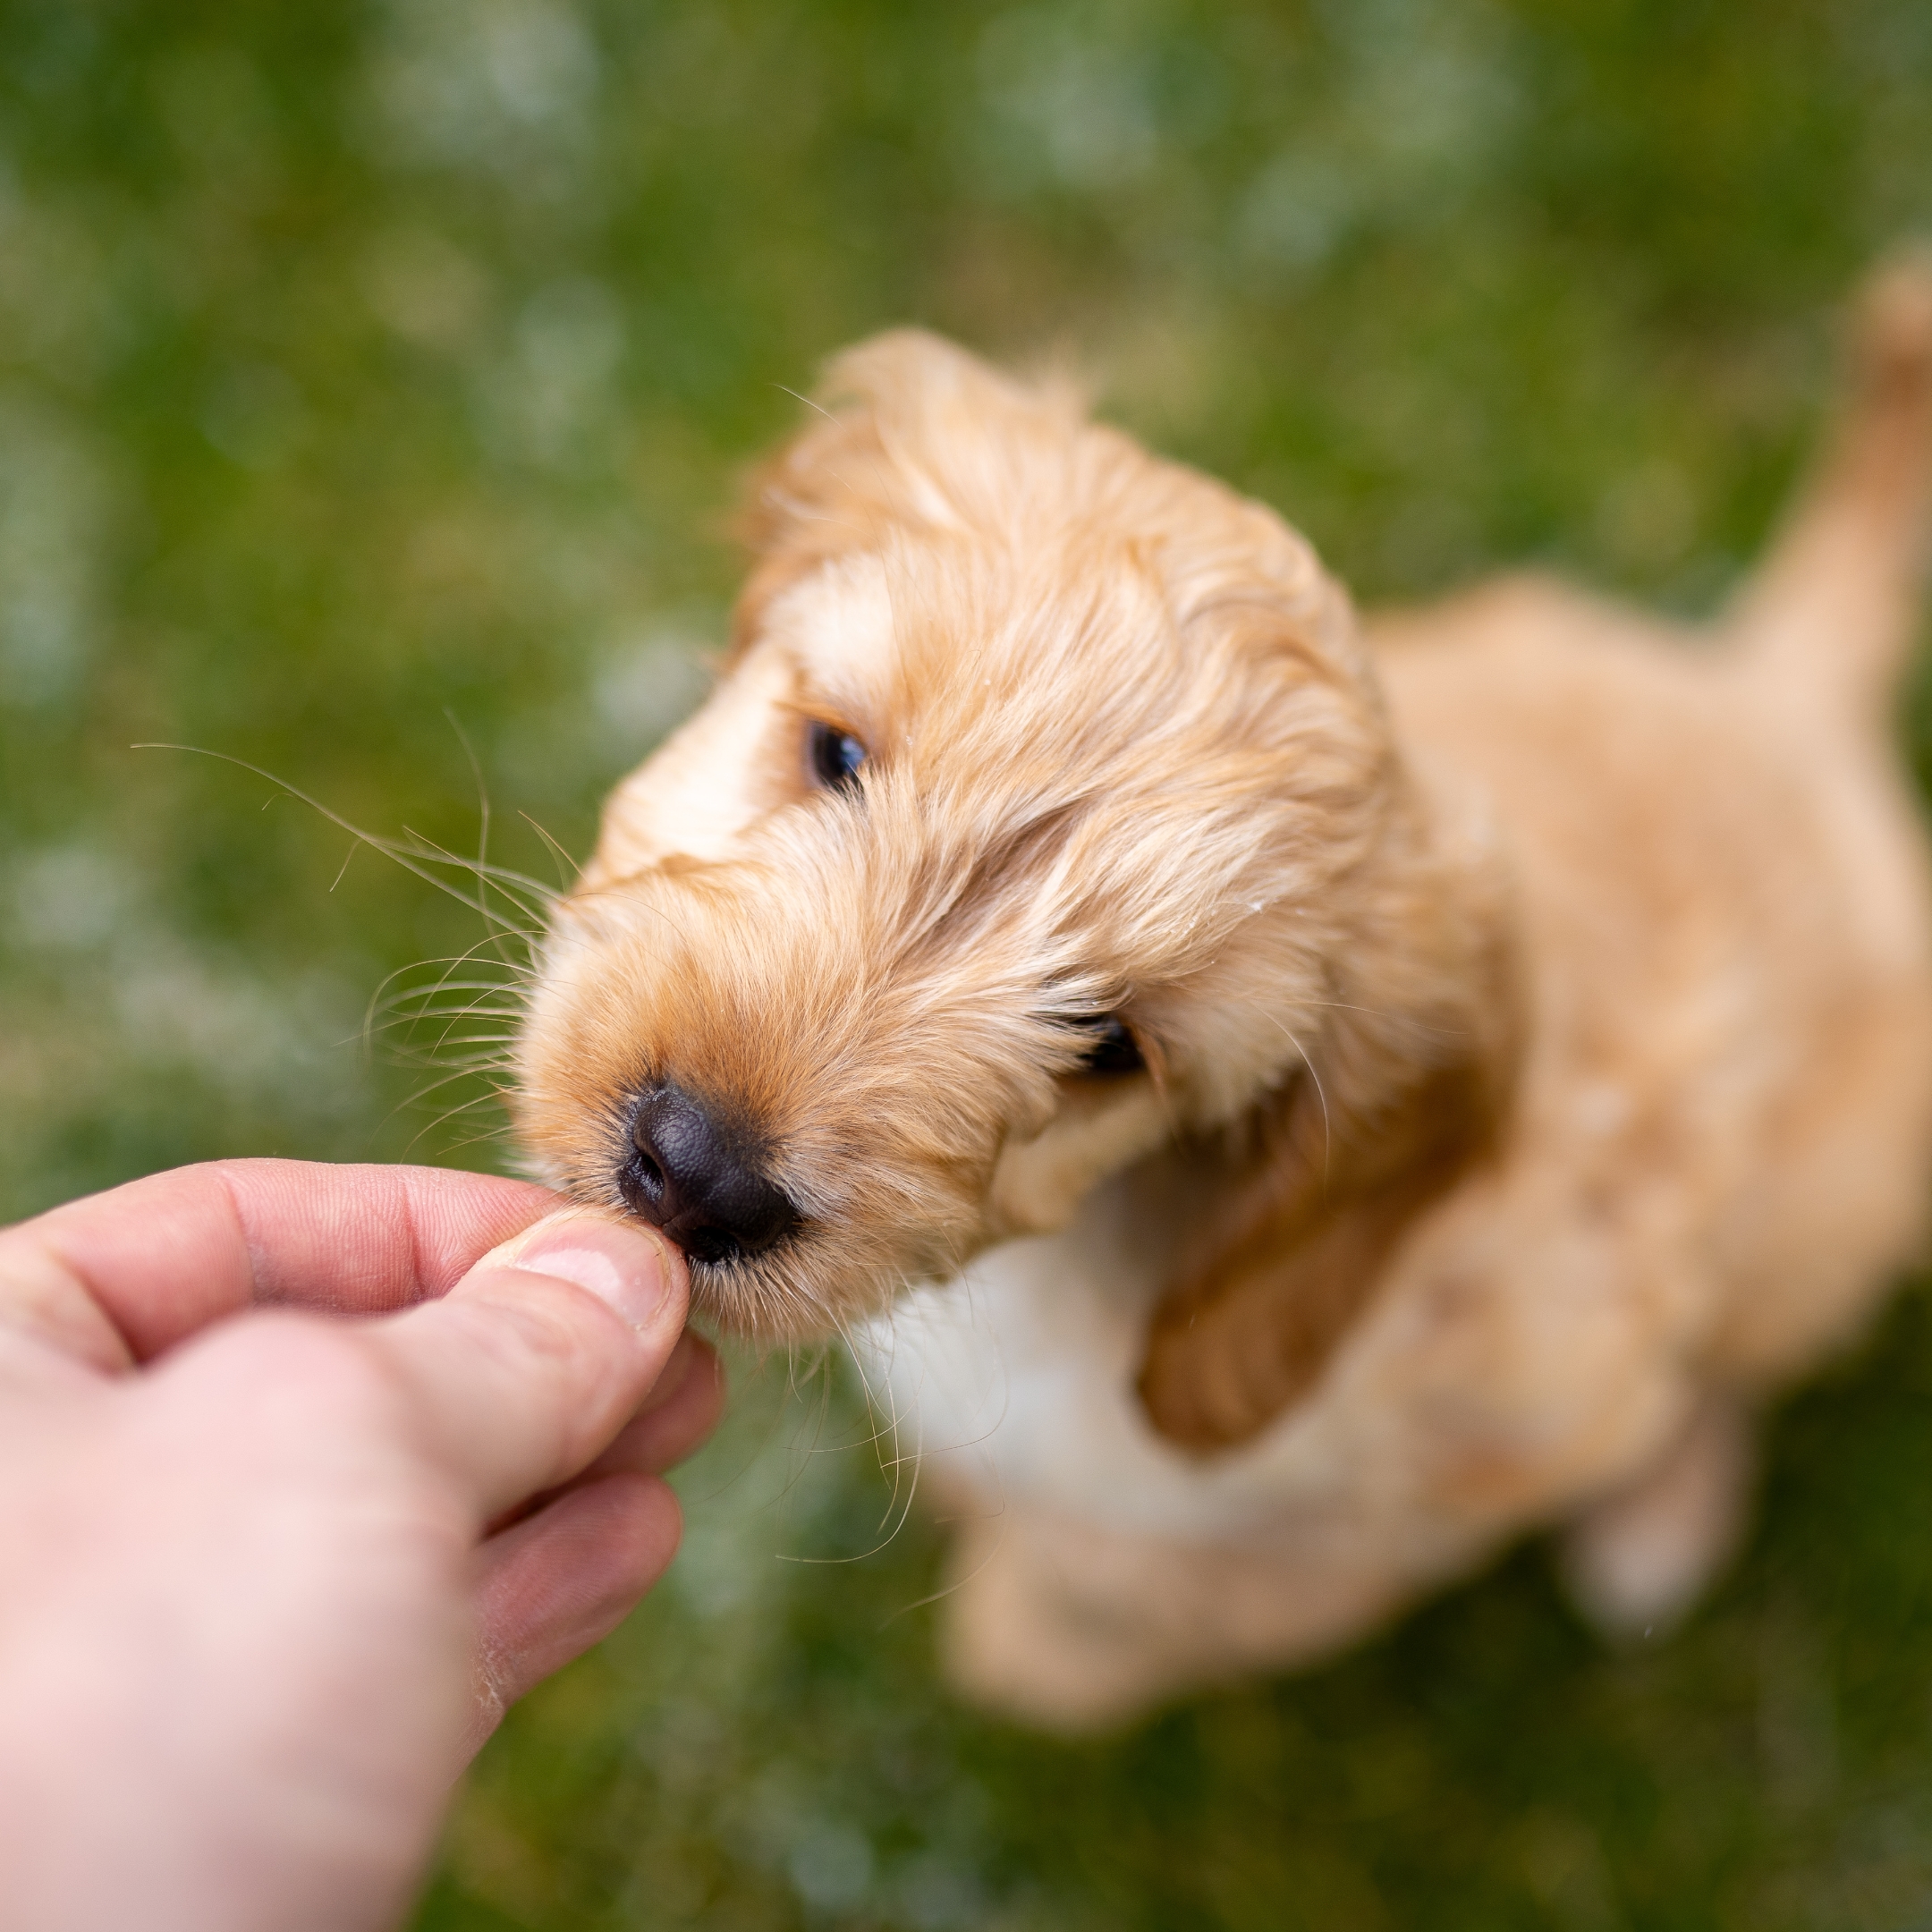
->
[938, 1517, 1188, 1734]
[1559, 1397, 1752, 1640]
[1857, 246, 1932, 386]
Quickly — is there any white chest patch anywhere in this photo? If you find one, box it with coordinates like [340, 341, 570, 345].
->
[854, 1171, 1393, 1551]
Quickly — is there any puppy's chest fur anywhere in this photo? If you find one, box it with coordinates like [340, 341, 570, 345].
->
[867, 1156, 1444, 1553]
[871, 1114, 1667, 1563]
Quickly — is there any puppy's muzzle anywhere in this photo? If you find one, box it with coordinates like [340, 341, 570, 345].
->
[620, 1084, 801, 1266]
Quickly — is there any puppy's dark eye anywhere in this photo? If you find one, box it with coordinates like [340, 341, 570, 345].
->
[809, 721, 868, 792]
[1074, 1014, 1144, 1077]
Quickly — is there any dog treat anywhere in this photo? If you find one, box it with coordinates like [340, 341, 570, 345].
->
[515, 259, 1932, 1729]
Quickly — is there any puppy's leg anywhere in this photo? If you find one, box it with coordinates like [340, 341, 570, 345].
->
[1729, 252, 1932, 718]
[937, 1514, 1191, 1733]
[1558, 1394, 1753, 1639]
[937, 1509, 1422, 1732]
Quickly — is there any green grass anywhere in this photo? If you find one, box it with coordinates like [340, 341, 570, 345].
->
[3, 1, 1931, 1924]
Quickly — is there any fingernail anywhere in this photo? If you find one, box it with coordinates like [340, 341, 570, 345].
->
[511, 1217, 674, 1331]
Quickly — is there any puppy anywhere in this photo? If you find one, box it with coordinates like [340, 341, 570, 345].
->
[514, 261, 1932, 1730]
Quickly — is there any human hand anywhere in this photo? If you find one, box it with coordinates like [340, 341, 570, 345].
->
[0, 1159, 722, 1932]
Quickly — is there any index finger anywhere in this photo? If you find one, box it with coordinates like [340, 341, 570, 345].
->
[0, 1159, 562, 1373]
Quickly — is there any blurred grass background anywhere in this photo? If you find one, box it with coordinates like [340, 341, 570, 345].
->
[4, 0, 1932, 1925]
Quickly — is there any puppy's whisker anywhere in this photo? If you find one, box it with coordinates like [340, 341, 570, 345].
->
[752, 1343, 835, 1515]
[876, 1525, 1007, 1630]
[441, 708, 521, 976]
[774, 1503, 924, 1568]
[369, 950, 538, 996]
[134, 745, 555, 932]
[424, 999, 513, 1058]
[850, 1301, 938, 1553]
[835, 1310, 912, 1530]
[394, 1063, 514, 1112]
[379, 965, 534, 1025]
[387, 819, 560, 911]
[518, 809, 582, 891]
[393, 1024, 519, 1072]
[384, 1046, 518, 1074]
[399, 1037, 519, 1063]
[440, 1124, 519, 1157]
[1266, 1013, 1333, 1186]
[764, 1310, 929, 1567]
[386, 997, 531, 1024]
[140, 745, 548, 1165]
[401, 1085, 521, 1158]
[363, 952, 538, 1036]
[773, 382, 840, 428]
[368, 1008, 525, 1038]
[381, 1018, 520, 1047]
[374, 974, 534, 1005]
[395, 825, 555, 934]
[364, 930, 535, 1108]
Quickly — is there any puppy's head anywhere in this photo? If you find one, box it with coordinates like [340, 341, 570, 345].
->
[514, 333, 1497, 1403]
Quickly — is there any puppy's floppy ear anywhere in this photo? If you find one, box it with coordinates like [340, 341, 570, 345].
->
[1136, 781, 1521, 1454]
[728, 330, 1079, 657]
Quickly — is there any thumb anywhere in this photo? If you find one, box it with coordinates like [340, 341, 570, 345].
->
[369, 1211, 690, 1522]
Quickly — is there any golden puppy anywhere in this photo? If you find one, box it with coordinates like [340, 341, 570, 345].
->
[514, 262, 1932, 1729]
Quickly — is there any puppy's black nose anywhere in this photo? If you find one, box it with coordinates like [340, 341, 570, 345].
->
[621, 1084, 799, 1265]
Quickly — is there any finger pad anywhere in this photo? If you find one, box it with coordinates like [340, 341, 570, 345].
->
[474, 1474, 682, 1702]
